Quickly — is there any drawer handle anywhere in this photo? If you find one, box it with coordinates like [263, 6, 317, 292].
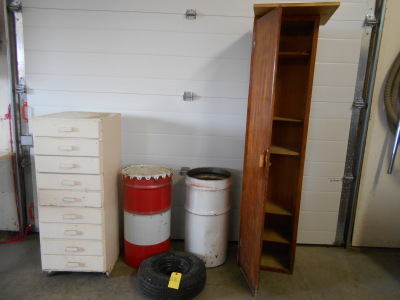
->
[65, 247, 82, 252]
[58, 127, 73, 132]
[63, 214, 81, 220]
[64, 230, 79, 236]
[58, 145, 74, 151]
[62, 180, 78, 186]
[62, 197, 80, 203]
[60, 163, 76, 169]
[66, 262, 84, 267]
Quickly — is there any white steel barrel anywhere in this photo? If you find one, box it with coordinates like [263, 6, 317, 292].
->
[184, 167, 232, 267]
[122, 165, 173, 269]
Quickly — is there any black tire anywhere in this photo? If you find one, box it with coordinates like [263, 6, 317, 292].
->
[138, 252, 206, 300]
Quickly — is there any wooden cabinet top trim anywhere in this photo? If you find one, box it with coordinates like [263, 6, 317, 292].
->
[254, 2, 340, 25]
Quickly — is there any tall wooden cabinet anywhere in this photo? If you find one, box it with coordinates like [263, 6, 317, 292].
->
[238, 3, 339, 294]
[33, 111, 121, 275]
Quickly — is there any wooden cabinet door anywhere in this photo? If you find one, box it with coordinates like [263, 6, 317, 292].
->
[238, 7, 282, 294]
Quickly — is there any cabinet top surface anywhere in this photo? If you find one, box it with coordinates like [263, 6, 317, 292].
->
[254, 2, 340, 25]
[35, 111, 120, 120]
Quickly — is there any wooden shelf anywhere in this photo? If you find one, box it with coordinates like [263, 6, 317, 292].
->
[265, 201, 293, 216]
[270, 145, 300, 156]
[263, 227, 290, 244]
[279, 51, 310, 57]
[260, 252, 290, 273]
[273, 117, 303, 123]
[0, 152, 14, 160]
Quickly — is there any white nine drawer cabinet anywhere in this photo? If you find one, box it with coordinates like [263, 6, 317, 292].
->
[33, 111, 121, 275]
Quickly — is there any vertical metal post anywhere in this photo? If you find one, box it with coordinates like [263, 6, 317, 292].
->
[6, 0, 33, 235]
[335, 0, 388, 247]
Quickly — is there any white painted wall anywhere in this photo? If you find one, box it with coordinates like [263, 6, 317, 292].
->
[17, 0, 368, 243]
[353, 0, 400, 247]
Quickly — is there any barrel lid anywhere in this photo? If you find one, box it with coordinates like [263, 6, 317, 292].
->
[122, 165, 173, 180]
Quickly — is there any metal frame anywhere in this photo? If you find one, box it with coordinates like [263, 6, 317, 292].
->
[335, 0, 388, 247]
[4, 0, 34, 235]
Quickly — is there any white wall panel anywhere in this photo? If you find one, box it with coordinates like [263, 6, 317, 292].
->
[305, 141, 348, 163]
[22, 0, 367, 19]
[25, 28, 253, 60]
[304, 162, 345, 177]
[26, 52, 250, 83]
[310, 102, 352, 119]
[312, 86, 356, 102]
[314, 63, 359, 87]
[20, 0, 367, 243]
[319, 20, 364, 39]
[122, 134, 244, 160]
[27, 91, 248, 116]
[298, 211, 339, 231]
[23, 8, 254, 35]
[297, 230, 337, 244]
[26, 74, 250, 99]
[303, 176, 343, 193]
[301, 191, 342, 212]
[316, 39, 362, 63]
[308, 119, 351, 140]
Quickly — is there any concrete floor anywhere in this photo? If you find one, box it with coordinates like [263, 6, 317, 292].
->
[0, 233, 399, 300]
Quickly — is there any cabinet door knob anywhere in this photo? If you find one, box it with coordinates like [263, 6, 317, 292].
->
[259, 153, 265, 168]
[259, 151, 269, 168]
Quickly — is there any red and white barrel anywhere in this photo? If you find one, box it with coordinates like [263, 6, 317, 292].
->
[122, 165, 173, 269]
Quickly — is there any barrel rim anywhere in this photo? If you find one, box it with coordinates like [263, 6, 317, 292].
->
[186, 167, 231, 181]
[122, 165, 173, 180]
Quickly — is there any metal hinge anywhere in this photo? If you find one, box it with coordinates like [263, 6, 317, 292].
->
[8, 0, 22, 12]
[15, 83, 26, 94]
[185, 9, 196, 20]
[343, 173, 355, 182]
[353, 97, 366, 109]
[364, 8, 378, 27]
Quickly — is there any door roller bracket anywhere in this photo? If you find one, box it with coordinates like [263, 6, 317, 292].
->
[183, 91, 194, 101]
[185, 9, 197, 20]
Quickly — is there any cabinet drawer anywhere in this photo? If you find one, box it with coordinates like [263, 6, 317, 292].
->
[41, 239, 104, 256]
[41, 254, 105, 272]
[40, 223, 103, 240]
[35, 156, 101, 174]
[36, 173, 102, 190]
[39, 190, 103, 208]
[34, 118, 100, 138]
[40, 207, 103, 224]
[34, 137, 101, 157]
